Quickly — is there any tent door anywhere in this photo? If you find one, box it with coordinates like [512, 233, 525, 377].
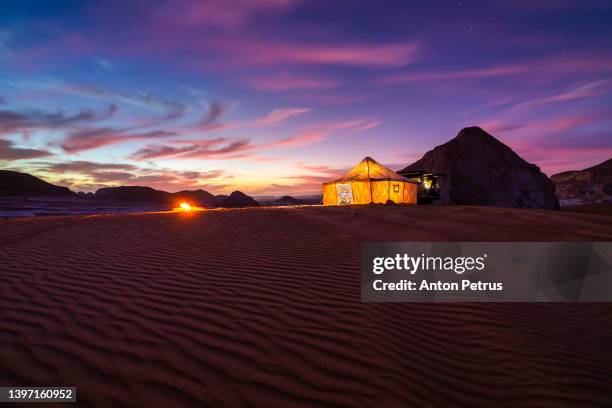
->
[336, 183, 354, 205]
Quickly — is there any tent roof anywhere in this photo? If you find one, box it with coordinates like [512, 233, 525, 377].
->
[332, 156, 407, 182]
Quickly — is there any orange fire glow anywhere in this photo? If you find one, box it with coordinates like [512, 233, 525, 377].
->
[173, 202, 205, 212]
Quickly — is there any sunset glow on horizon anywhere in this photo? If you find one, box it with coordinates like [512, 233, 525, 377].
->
[1, 0, 611, 196]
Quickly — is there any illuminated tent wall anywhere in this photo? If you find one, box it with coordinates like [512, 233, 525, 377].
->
[322, 157, 418, 205]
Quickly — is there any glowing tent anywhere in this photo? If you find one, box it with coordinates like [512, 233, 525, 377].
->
[322, 157, 418, 205]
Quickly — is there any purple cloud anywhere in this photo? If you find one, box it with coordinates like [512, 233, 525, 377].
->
[0, 105, 117, 136]
[61, 128, 176, 153]
[0, 139, 52, 160]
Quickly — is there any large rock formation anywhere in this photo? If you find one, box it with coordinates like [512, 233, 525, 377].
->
[0, 170, 75, 197]
[95, 186, 172, 203]
[400, 127, 559, 209]
[219, 191, 259, 208]
[551, 159, 612, 205]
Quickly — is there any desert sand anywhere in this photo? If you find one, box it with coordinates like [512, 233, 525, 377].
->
[1, 205, 612, 407]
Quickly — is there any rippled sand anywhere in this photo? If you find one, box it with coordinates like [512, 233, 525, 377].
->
[1, 205, 612, 406]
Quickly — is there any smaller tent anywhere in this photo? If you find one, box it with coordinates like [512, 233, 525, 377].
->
[322, 157, 417, 205]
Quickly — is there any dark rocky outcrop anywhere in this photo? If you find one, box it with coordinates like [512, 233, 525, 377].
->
[95, 186, 222, 207]
[399, 127, 559, 209]
[95, 186, 172, 203]
[551, 159, 612, 205]
[273, 196, 304, 206]
[77, 191, 96, 199]
[173, 189, 217, 207]
[0, 170, 259, 209]
[218, 191, 259, 208]
[0, 170, 75, 197]
[213, 195, 228, 206]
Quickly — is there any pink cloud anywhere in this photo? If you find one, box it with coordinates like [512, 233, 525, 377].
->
[154, 0, 296, 28]
[474, 110, 612, 176]
[264, 117, 382, 148]
[255, 107, 312, 126]
[376, 53, 612, 85]
[36, 159, 228, 193]
[478, 111, 612, 135]
[267, 130, 328, 148]
[243, 73, 340, 91]
[129, 116, 382, 160]
[61, 128, 176, 153]
[502, 80, 612, 116]
[511, 145, 612, 176]
[232, 41, 420, 67]
[0, 139, 52, 160]
[130, 138, 251, 160]
[377, 66, 526, 84]
[284, 92, 365, 105]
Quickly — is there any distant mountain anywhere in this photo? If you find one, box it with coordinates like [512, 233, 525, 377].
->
[95, 186, 172, 203]
[219, 191, 259, 208]
[173, 189, 217, 207]
[94, 186, 258, 208]
[256, 194, 322, 206]
[213, 195, 229, 206]
[551, 159, 612, 205]
[297, 195, 323, 205]
[0, 170, 75, 197]
[400, 127, 559, 209]
[273, 196, 304, 205]
[0, 170, 260, 209]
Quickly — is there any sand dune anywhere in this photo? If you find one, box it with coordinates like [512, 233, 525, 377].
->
[1, 206, 612, 407]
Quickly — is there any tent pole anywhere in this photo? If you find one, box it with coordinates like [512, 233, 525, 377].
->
[367, 158, 373, 204]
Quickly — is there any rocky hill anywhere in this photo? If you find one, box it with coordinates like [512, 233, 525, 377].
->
[95, 186, 172, 203]
[551, 159, 612, 205]
[173, 189, 217, 207]
[273, 196, 304, 206]
[95, 186, 258, 208]
[0, 170, 75, 197]
[400, 127, 559, 209]
[218, 191, 259, 208]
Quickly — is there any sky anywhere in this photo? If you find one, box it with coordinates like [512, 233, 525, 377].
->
[0, 0, 611, 196]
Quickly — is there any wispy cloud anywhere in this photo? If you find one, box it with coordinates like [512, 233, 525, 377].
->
[223, 41, 421, 67]
[376, 54, 612, 85]
[255, 107, 312, 126]
[129, 116, 381, 160]
[0, 40, 13, 60]
[130, 138, 250, 160]
[34, 159, 228, 192]
[154, 0, 296, 28]
[0, 139, 52, 160]
[0, 105, 117, 136]
[502, 80, 612, 116]
[61, 128, 176, 153]
[479, 111, 612, 135]
[377, 66, 526, 84]
[4, 81, 230, 153]
[266, 117, 384, 149]
[59, 83, 187, 120]
[189, 101, 226, 131]
[94, 57, 115, 71]
[242, 73, 340, 91]
[11, 80, 190, 121]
